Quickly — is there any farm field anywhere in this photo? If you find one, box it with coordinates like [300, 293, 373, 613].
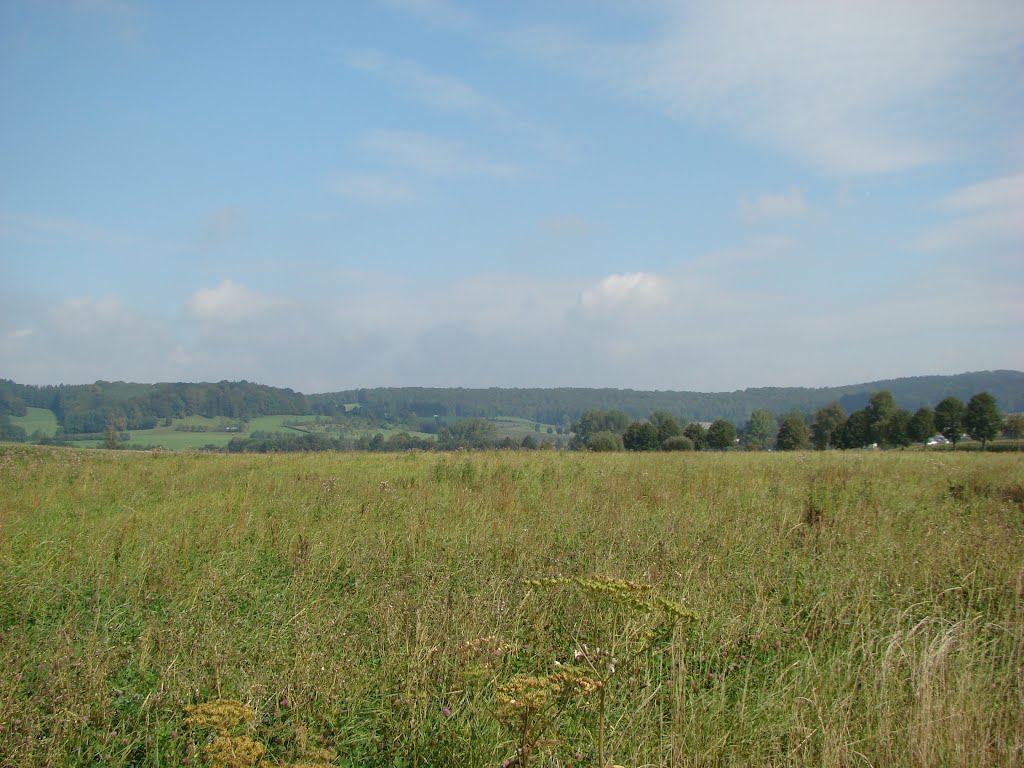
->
[8, 406, 59, 438]
[0, 446, 1021, 767]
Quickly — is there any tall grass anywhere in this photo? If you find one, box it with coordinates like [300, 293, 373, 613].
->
[0, 446, 1021, 766]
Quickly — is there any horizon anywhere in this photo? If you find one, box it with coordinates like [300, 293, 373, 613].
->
[4, 368, 1021, 399]
[2, 2, 1023, 392]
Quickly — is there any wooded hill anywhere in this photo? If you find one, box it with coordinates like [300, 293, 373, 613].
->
[1, 370, 1021, 435]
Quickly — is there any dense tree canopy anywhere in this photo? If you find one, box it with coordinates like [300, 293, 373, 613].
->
[706, 419, 737, 450]
[623, 421, 661, 452]
[437, 418, 498, 450]
[648, 410, 684, 445]
[683, 423, 708, 450]
[776, 414, 810, 450]
[811, 403, 845, 450]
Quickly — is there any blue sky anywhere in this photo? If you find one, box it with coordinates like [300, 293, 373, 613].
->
[1, 0, 1022, 393]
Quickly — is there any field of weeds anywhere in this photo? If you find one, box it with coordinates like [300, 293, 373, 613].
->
[1, 445, 1022, 767]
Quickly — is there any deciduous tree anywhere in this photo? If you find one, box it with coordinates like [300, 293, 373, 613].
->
[907, 407, 936, 443]
[706, 419, 737, 450]
[811, 402, 845, 450]
[776, 414, 810, 450]
[744, 409, 776, 450]
[934, 396, 966, 447]
[648, 410, 682, 445]
[965, 392, 1002, 450]
[683, 422, 707, 450]
[623, 421, 660, 451]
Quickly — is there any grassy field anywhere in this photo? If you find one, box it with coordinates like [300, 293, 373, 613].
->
[488, 417, 564, 442]
[0, 447, 1021, 767]
[8, 406, 59, 437]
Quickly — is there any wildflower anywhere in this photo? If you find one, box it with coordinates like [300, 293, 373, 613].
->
[442, 707, 451, 717]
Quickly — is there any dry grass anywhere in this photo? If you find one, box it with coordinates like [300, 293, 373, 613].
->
[0, 446, 1022, 766]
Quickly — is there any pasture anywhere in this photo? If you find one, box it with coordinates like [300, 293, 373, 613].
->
[8, 406, 59, 438]
[0, 446, 1021, 767]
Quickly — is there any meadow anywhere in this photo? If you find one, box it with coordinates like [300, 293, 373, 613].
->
[0, 446, 1021, 767]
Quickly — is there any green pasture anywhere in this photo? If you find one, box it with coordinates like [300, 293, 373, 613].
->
[8, 407, 59, 437]
[247, 415, 319, 432]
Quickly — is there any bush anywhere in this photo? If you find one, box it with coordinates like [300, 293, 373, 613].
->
[662, 435, 695, 451]
[587, 431, 624, 452]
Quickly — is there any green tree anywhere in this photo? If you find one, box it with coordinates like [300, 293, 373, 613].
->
[965, 392, 1002, 450]
[648, 410, 682, 445]
[835, 409, 871, 449]
[775, 414, 810, 450]
[934, 396, 967, 447]
[866, 390, 898, 446]
[907, 407, 936, 443]
[683, 422, 707, 450]
[811, 402, 845, 450]
[438, 418, 498, 450]
[706, 419, 737, 450]
[886, 408, 913, 448]
[570, 409, 631, 449]
[623, 421, 661, 451]
[744, 409, 776, 450]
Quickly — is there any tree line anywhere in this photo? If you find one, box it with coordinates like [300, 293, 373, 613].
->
[568, 390, 1019, 452]
[4, 370, 1022, 438]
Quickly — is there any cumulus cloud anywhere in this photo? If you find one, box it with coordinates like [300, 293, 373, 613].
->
[185, 279, 287, 325]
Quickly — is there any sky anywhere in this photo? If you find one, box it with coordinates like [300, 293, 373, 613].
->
[1, 0, 1023, 393]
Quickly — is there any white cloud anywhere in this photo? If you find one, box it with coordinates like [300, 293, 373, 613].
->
[334, 172, 415, 203]
[185, 280, 287, 325]
[912, 171, 1024, 251]
[741, 189, 808, 219]
[579, 272, 667, 311]
[349, 49, 503, 114]
[2, 232, 1020, 391]
[361, 130, 521, 177]
[516, 0, 1024, 175]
